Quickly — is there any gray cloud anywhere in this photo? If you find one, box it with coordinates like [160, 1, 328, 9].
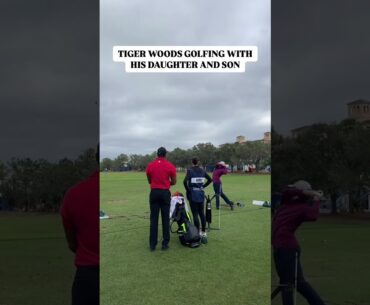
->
[272, 1, 370, 134]
[101, 0, 271, 159]
[0, 1, 98, 161]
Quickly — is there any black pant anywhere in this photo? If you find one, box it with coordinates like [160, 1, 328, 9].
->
[189, 200, 206, 231]
[273, 248, 326, 305]
[149, 189, 171, 249]
[72, 266, 99, 305]
[213, 182, 232, 208]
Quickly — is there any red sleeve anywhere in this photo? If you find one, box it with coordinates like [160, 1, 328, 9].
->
[145, 162, 152, 177]
[282, 188, 303, 196]
[303, 200, 320, 221]
[170, 163, 177, 178]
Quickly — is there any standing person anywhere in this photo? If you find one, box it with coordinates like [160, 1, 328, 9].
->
[60, 152, 99, 305]
[272, 180, 326, 305]
[183, 157, 212, 237]
[212, 161, 234, 210]
[146, 147, 177, 251]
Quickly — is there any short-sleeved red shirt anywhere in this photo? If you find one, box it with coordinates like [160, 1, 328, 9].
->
[60, 170, 99, 267]
[146, 157, 176, 189]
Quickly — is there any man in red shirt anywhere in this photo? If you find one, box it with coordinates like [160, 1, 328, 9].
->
[60, 157, 99, 305]
[146, 147, 177, 251]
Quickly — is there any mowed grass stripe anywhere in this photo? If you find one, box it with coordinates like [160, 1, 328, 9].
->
[100, 172, 270, 305]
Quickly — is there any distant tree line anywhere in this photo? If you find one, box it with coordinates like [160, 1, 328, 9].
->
[272, 119, 370, 213]
[100, 141, 271, 172]
[0, 148, 97, 212]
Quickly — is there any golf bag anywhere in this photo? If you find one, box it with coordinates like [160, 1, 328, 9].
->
[170, 193, 201, 248]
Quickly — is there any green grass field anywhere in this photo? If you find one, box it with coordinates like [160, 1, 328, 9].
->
[0, 213, 75, 305]
[2, 173, 369, 305]
[271, 216, 370, 305]
[100, 172, 271, 305]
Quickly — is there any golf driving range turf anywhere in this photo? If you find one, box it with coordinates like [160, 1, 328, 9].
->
[100, 172, 271, 305]
[272, 217, 370, 305]
[0, 213, 75, 305]
[1, 173, 369, 305]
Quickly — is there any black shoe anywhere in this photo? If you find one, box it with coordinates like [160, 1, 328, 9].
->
[150, 247, 156, 252]
[161, 244, 169, 251]
[230, 202, 234, 211]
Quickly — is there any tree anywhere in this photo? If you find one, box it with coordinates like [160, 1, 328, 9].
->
[167, 148, 189, 169]
[218, 143, 236, 169]
[112, 154, 128, 171]
[7, 158, 37, 211]
[100, 158, 113, 171]
[273, 121, 370, 214]
[191, 143, 217, 167]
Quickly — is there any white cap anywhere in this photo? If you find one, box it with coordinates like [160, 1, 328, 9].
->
[218, 161, 226, 167]
[289, 180, 312, 190]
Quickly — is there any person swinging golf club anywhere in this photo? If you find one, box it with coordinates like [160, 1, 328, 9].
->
[183, 157, 212, 240]
[212, 161, 234, 210]
[272, 180, 326, 305]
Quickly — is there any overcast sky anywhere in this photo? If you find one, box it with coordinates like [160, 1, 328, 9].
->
[100, 0, 270, 159]
[0, 1, 98, 161]
[272, 1, 370, 134]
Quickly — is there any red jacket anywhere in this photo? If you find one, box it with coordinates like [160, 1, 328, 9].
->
[272, 188, 320, 250]
[212, 167, 227, 184]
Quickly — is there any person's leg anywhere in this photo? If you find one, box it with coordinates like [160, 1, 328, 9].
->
[219, 185, 232, 206]
[213, 183, 221, 209]
[160, 190, 171, 247]
[197, 202, 206, 232]
[149, 190, 160, 250]
[273, 248, 296, 305]
[189, 200, 200, 231]
[296, 253, 326, 305]
[72, 267, 99, 305]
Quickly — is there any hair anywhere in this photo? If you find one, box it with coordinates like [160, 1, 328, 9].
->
[157, 147, 167, 157]
[191, 157, 200, 166]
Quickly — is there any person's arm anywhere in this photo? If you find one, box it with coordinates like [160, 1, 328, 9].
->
[170, 165, 177, 186]
[281, 187, 304, 202]
[203, 172, 212, 188]
[302, 190, 323, 221]
[302, 190, 323, 200]
[63, 226, 78, 253]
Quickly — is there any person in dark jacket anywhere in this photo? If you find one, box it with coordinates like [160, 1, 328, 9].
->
[272, 180, 326, 305]
[183, 157, 212, 237]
